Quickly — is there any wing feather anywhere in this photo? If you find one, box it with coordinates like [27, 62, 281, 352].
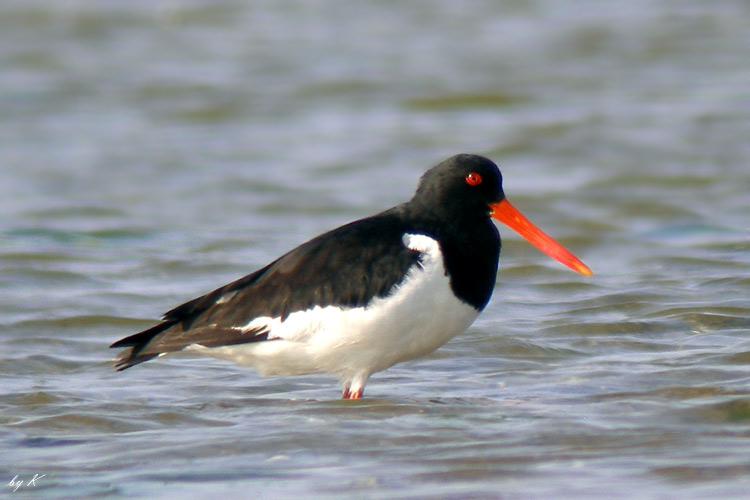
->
[111, 210, 422, 369]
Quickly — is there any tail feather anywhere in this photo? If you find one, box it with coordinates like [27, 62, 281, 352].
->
[110, 321, 174, 370]
[111, 320, 270, 370]
[113, 350, 160, 371]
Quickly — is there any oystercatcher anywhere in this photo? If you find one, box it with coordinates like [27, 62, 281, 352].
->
[111, 154, 592, 399]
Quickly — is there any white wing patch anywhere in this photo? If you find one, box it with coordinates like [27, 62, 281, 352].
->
[215, 290, 239, 305]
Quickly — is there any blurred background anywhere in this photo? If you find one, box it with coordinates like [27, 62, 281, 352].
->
[1, 1, 749, 499]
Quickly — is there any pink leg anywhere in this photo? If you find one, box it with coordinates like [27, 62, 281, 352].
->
[341, 386, 364, 400]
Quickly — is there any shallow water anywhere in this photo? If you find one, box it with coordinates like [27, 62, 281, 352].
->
[2, 0, 749, 498]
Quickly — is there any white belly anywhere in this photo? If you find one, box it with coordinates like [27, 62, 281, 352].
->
[188, 234, 480, 383]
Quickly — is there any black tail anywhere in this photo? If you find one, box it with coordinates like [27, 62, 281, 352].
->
[111, 320, 269, 370]
[110, 322, 174, 370]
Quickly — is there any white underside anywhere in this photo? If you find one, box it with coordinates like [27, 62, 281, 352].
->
[185, 234, 480, 391]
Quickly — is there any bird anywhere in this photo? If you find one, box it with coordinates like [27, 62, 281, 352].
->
[111, 154, 592, 399]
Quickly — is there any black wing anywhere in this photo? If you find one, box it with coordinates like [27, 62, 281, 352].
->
[111, 210, 422, 369]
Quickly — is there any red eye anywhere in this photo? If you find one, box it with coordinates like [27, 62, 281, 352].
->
[465, 172, 482, 186]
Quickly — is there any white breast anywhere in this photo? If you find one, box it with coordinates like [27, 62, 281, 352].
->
[188, 233, 480, 384]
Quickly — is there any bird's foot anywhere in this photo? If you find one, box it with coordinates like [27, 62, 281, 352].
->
[342, 386, 364, 400]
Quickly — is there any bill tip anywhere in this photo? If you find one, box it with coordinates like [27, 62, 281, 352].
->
[576, 263, 594, 276]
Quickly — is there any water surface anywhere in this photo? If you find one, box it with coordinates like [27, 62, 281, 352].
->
[1, 1, 749, 498]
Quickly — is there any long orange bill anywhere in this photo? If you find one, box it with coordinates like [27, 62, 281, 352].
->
[489, 199, 593, 276]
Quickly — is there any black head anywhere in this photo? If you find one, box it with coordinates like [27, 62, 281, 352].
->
[409, 154, 505, 224]
[407, 153, 593, 277]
